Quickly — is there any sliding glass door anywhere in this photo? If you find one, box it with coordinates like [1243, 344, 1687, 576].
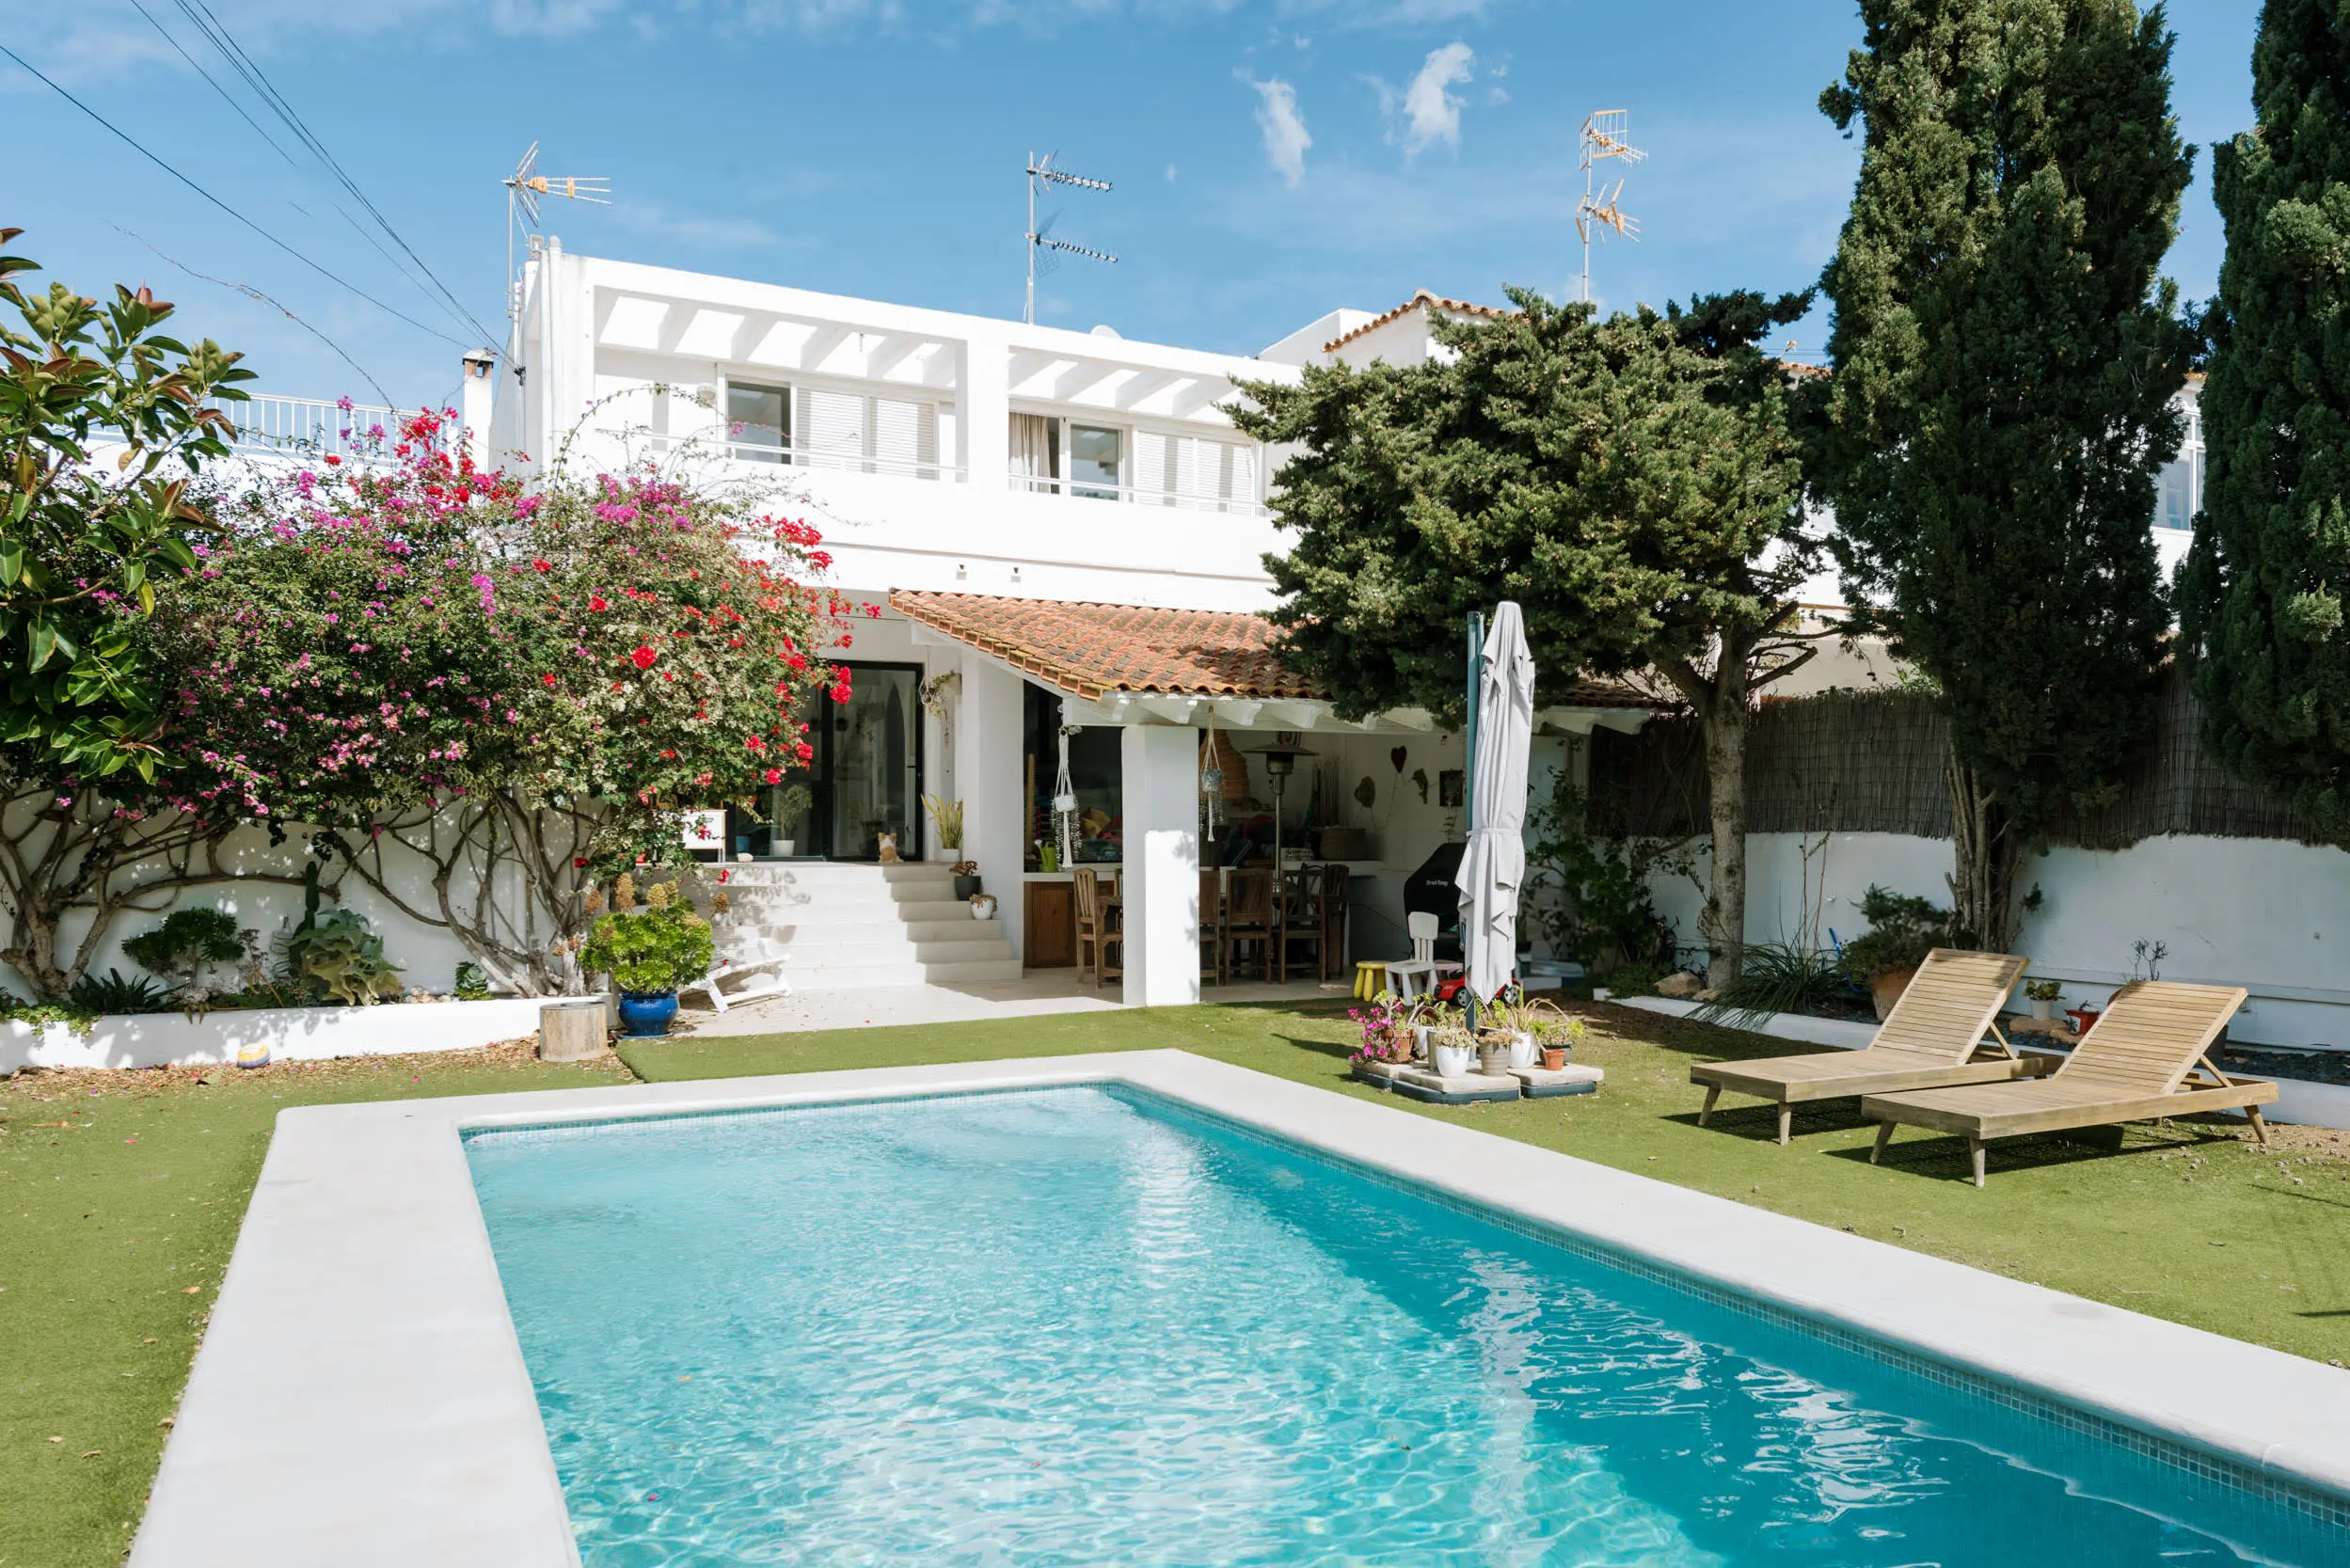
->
[746, 662, 923, 861]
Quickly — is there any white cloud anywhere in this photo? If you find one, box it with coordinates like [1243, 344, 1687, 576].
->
[1402, 40, 1473, 153]
[1250, 77, 1311, 187]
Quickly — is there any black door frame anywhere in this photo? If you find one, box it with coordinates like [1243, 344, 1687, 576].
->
[806, 660, 926, 862]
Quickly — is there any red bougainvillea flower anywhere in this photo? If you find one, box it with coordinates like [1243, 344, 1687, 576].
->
[630, 645, 658, 670]
[531, 559, 552, 573]
[744, 735, 766, 752]
[540, 673, 558, 687]
[573, 857, 590, 869]
[762, 767, 782, 784]
[588, 594, 610, 611]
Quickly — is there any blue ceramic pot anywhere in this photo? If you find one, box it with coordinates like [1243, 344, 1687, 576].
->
[616, 990, 680, 1037]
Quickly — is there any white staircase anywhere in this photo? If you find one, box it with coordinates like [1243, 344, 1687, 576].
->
[719, 862, 1021, 990]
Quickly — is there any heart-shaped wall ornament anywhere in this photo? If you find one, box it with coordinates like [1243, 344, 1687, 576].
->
[1389, 745, 1408, 773]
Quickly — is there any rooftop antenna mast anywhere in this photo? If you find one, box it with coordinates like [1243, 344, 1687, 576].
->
[504, 143, 611, 323]
[1576, 111, 1644, 305]
[1025, 150, 1115, 325]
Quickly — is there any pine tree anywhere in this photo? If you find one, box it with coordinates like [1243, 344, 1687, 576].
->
[2183, 2, 2350, 839]
[1238, 291, 1820, 986]
[1814, 0, 2195, 949]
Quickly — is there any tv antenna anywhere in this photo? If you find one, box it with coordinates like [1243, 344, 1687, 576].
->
[1025, 150, 1116, 325]
[1576, 111, 1644, 304]
[504, 143, 611, 322]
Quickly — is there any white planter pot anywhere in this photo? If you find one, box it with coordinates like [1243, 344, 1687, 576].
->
[775, 839, 795, 858]
[970, 895, 998, 921]
[1504, 1031, 1536, 1069]
[2029, 997, 2056, 1021]
[1433, 1042, 1474, 1077]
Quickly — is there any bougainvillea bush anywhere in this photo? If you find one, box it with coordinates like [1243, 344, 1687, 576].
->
[151, 412, 849, 992]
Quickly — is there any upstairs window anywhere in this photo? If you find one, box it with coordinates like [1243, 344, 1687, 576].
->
[1069, 423, 1123, 500]
[726, 382, 790, 462]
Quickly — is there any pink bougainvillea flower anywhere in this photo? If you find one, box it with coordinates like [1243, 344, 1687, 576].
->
[630, 645, 658, 670]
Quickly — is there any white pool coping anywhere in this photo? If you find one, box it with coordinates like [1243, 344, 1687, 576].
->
[132, 1050, 2350, 1566]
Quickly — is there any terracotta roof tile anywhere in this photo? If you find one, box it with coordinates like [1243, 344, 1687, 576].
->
[891, 592, 1320, 701]
[1323, 289, 1506, 355]
[888, 590, 1668, 713]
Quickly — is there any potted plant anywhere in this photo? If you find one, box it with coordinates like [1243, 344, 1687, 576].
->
[771, 783, 813, 858]
[950, 860, 982, 900]
[924, 794, 970, 884]
[1431, 1025, 1476, 1079]
[2023, 977, 2063, 1021]
[1532, 1009, 1586, 1070]
[970, 892, 999, 921]
[580, 895, 716, 1038]
[1836, 885, 1972, 1022]
[1346, 993, 1413, 1078]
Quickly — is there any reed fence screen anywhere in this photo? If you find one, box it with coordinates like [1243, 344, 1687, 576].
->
[1589, 669, 2321, 849]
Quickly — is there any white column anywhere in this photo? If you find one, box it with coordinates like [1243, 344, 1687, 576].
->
[1121, 724, 1200, 1008]
[960, 657, 1026, 960]
[961, 333, 1010, 489]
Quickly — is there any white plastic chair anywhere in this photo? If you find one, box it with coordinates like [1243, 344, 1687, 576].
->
[678, 934, 792, 1014]
[1385, 911, 1464, 1000]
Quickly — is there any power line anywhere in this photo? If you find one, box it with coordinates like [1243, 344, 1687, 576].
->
[164, 0, 500, 349]
[0, 41, 473, 350]
[125, 0, 477, 345]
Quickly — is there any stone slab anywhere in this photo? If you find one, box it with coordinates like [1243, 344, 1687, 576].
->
[1509, 1062, 1605, 1098]
[1386, 1064, 1524, 1104]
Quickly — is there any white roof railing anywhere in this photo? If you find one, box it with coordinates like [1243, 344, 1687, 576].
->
[215, 395, 445, 460]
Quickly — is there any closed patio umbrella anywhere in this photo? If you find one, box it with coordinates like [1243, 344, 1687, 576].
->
[1455, 601, 1535, 1003]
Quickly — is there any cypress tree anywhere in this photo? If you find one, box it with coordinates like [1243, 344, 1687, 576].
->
[1815, 0, 2195, 949]
[2182, 2, 2350, 839]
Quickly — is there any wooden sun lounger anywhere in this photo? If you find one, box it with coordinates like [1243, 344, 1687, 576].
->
[1863, 979, 2276, 1186]
[1691, 949, 2036, 1146]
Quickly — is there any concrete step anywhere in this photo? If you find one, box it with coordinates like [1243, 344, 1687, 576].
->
[783, 957, 1024, 990]
[733, 900, 976, 930]
[757, 936, 1017, 964]
[722, 885, 965, 912]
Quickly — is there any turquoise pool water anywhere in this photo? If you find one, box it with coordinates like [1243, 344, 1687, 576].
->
[466, 1086, 2346, 1566]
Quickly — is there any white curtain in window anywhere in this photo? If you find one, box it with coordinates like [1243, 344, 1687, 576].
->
[1008, 413, 1057, 492]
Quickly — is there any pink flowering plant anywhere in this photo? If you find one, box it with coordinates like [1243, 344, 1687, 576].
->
[148, 420, 849, 993]
[1346, 990, 1416, 1066]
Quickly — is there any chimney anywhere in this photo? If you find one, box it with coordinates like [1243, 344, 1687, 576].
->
[460, 348, 497, 468]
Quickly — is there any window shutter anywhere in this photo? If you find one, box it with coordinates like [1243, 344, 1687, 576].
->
[873, 397, 932, 474]
[805, 389, 865, 465]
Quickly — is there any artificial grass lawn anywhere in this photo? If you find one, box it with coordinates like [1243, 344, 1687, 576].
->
[6, 1001, 2345, 1566]
[624, 998, 2350, 1369]
[0, 1045, 629, 1568]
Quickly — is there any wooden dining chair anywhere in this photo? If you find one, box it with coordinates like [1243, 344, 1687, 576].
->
[1198, 867, 1226, 984]
[1277, 867, 1323, 983]
[1222, 868, 1275, 983]
[1073, 869, 1121, 990]
[1316, 863, 1350, 981]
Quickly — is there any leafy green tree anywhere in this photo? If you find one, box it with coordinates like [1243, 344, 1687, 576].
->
[0, 228, 253, 780]
[1238, 291, 1819, 985]
[1813, 0, 2195, 949]
[2182, 1, 2350, 838]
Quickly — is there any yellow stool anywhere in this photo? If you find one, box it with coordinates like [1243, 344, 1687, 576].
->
[1354, 960, 1388, 1000]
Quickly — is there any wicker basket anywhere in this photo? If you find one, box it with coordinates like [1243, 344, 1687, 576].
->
[1199, 731, 1252, 804]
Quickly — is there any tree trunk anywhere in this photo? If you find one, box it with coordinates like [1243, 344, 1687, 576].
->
[1698, 693, 1751, 989]
[1946, 752, 2021, 953]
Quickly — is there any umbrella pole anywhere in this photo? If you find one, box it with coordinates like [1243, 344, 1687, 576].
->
[1464, 610, 1485, 1037]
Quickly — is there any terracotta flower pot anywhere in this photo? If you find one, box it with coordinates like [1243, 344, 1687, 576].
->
[1541, 1047, 1565, 1071]
[1870, 967, 1917, 1023]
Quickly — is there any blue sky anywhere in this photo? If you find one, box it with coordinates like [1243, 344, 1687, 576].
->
[1, 1, 2263, 410]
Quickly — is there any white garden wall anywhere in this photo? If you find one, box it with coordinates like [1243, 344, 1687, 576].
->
[1, 996, 575, 1073]
[1649, 830, 2350, 1050]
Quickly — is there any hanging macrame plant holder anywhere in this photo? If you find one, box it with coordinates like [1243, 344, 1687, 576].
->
[1052, 712, 1081, 866]
[1199, 722, 1225, 837]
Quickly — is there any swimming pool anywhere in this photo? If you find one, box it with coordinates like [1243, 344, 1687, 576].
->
[466, 1084, 2348, 1566]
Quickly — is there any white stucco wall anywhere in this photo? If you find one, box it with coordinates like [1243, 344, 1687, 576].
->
[1649, 830, 2350, 1049]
